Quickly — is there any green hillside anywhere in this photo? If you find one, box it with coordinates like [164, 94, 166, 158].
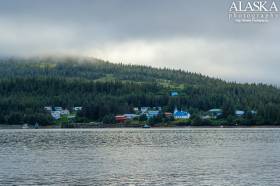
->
[0, 56, 280, 126]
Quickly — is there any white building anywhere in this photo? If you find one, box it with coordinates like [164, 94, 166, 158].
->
[140, 107, 149, 113]
[51, 111, 61, 120]
[73, 107, 82, 111]
[54, 107, 63, 111]
[44, 106, 52, 111]
[123, 114, 139, 119]
[235, 110, 245, 117]
[60, 109, 70, 115]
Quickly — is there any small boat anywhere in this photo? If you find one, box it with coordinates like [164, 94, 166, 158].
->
[34, 122, 39, 129]
[22, 124, 29, 129]
[143, 124, 151, 128]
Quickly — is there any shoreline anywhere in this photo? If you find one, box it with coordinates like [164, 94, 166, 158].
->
[1, 124, 280, 129]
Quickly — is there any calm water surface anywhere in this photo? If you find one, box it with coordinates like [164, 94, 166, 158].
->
[1, 128, 280, 185]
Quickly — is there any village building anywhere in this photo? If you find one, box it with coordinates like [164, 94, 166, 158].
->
[44, 106, 52, 111]
[235, 110, 245, 117]
[140, 107, 149, 113]
[170, 91, 178, 96]
[54, 107, 63, 111]
[123, 114, 139, 119]
[173, 108, 191, 119]
[115, 115, 127, 123]
[60, 109, 70, 115]
[208, 109, 223, 118]
[201, 115, 211, 120]
[51, 111, 61, 120]
[133, 107, 139, 112]
[146, 110, 160, 119]
[136, 107, 162, 114]
[152, 107, 162, 111]
[73, 107, 82, 111]
[164, 112, 173, 118]
[251, 110, 257, 115]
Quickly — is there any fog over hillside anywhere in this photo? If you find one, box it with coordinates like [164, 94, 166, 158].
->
[0, 0, 279, 85]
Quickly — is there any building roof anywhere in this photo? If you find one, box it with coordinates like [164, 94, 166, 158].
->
[123, 114, 139, 118]
[235, 110, 245, 115]
[124, 114, 138, 116]
[174, 111, 189, 116]
[171, 91, 178, 96]
[251, 110, 257, 114]
[209, 109, 222, 112]
[115, 115, 126, 118]
[164, 112, 172, 115]
[147, 111, 160, 115]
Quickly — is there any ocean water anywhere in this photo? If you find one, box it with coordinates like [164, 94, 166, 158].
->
[0, 128, 280, 185]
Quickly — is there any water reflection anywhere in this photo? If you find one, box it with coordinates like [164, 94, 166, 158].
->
[1, 128, 280, 185]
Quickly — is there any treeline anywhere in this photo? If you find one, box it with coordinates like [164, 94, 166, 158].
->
[0, 57, 280, 125]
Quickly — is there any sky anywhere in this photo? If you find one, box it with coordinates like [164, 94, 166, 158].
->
[0, 0, 279, 85]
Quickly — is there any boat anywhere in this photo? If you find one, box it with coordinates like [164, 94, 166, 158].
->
[34, 122, 39, 129]
[22, 124, 29, 129]
[143, 124, 151, 128]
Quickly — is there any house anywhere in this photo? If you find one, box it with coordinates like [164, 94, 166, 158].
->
[153, 107, 162, 111]
[235, 110, 245, 117]
[133, 107, 139, 112]
[251, 110, 257, 115]
[123, 114, 139, 120]
[51, 111, 61, 120]
[73, 107, 82, 111]
[173, 108, 191, 119]
[208, 109, 223, 118]
[202, 115, 211, 119]
[146, 110, 160, 119]
[44, 106, 52, 111]
[115, 115, 127, 123]
[171, 91, 178, 96]
[60, 109, 70, 115]
[140, 107, 149, 113]
[67, 115, 76, 119]
[54, 107, 63, 111]
[164, 112, 173, 118]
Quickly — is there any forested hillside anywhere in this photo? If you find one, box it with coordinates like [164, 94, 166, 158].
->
[0, 56, 280, 125]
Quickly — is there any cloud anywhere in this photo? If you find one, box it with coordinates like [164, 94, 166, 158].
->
[87, 37, 280, 85]
[0, 18, 78, 56]
[0, 0, 279, 85]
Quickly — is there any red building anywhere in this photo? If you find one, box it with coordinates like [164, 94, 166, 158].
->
[115, 115, 127, 123]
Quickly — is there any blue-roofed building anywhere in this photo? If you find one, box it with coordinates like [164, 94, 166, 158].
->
[171, 91, 178, 96]
[173, 108, 191, 119]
